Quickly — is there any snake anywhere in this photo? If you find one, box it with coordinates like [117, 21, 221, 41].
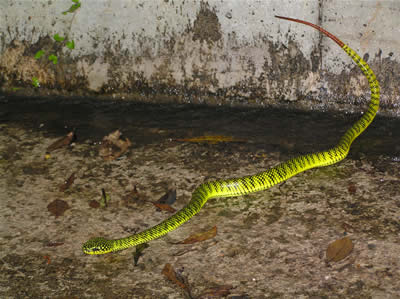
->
[83, 16, 380, 255]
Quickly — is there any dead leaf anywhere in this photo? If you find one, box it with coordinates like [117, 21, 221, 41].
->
[47, 199, 70, 217]
[89, 200, 100, 208]
[46, 242, 64, 247]
[153, 202, 176, 213]
[43, 255, 51, 264]
[46, 131, 76, 153]
[157, 189, 177, 206]
[59, 172, 76, 192]
[198, 285, 233, 298]
[175, 135, 246, 144]
[99, 129, 131, 161]
[122, 185, 139, 202]
[177, 226, 217, 244]
[326, 237, 354, 262]
[162, 263, 188, 290]
[122, 185, 148, 206]
[348, 183, 357, 195]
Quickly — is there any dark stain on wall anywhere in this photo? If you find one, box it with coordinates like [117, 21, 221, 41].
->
[192, 1, 222, 44]
[0, 2, 399, 117]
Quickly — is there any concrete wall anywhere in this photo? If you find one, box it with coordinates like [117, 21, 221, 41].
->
[0, 0, 399, 116]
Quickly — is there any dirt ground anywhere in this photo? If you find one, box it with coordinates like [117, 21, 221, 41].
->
[0, 97, 399, 298]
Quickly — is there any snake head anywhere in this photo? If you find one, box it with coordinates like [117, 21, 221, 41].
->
[82, 237, 113, 255]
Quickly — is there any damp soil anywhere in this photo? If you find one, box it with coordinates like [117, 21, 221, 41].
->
[0, 95, 399, 298]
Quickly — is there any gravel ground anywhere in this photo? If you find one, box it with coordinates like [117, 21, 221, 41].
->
[0, 98, 399, 298]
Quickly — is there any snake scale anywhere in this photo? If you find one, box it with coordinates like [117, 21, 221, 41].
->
[83, 16, 380, 255]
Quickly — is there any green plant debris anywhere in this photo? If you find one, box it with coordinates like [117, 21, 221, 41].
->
[100, 188, 111, 208]
[34, 50, 45, 59]
[48, 54, 58, 65]
[133, 243, 149, 266]
[66, 40, 75, 49]
[32, 77, 40, 88]
[32, 0, 80, 88]
[62, 0, 81, 15]
[53, 34, 65, 42]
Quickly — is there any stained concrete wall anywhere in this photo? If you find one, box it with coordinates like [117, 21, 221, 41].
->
[0, 0, 399, 116]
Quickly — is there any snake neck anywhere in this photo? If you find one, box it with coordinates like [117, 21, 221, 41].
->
[111, 189, 209, 251]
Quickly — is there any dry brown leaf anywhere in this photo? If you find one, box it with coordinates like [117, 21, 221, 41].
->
[198, 285, 233, 298]
[153, 202, 176, 213]
[161, 263, 188, 290]
[178, 226, 217, 244]
[43, 255, 51, 265]
[47, 199, 70, 217]
[157, 189, 177, 206]
[348, 183, 357, 195]
[89, 200, 100, 208]
[122, 185, 140, 202]
[326, 236, 354, 262]
[46, 242, 64, 247]
[46, 131, 75, 152]
[99, 129, 131, 161]
[59, 172, 76, 192]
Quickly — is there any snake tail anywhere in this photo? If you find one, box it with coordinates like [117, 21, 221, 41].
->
[83, 16, 379, 254]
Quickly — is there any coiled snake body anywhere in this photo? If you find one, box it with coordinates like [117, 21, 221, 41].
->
[83, 16, 380, 255]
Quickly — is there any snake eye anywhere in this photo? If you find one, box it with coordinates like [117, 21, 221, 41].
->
[83, 247, 99, 254]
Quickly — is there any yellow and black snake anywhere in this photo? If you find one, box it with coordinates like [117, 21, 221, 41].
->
[83, 16, 380, 255]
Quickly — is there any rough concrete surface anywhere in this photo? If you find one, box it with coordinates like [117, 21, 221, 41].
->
[0, 97, 399, 298]
[1, 0, 400, 116]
